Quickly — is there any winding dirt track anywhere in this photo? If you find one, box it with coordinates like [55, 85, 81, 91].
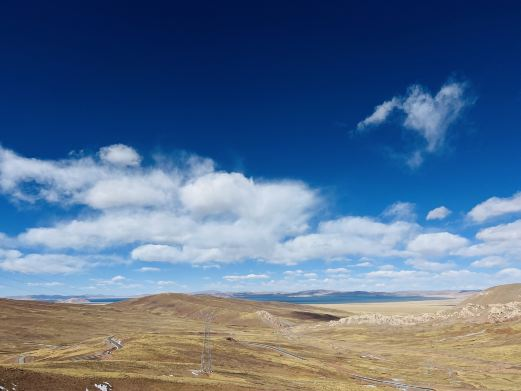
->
[237, 340, 305, 360]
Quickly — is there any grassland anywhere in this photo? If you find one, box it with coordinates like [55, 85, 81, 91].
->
[1, 286, 520, 390]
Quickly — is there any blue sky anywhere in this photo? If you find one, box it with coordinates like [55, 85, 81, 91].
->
[1, 1, 521, 295]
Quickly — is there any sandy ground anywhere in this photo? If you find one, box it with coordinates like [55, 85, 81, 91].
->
[309, 298, 462, 314]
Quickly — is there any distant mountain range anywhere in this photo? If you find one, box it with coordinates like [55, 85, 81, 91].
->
[6, 294, 132, 304]
[6, 289, 479, 304]
[198, 289, 478, 299]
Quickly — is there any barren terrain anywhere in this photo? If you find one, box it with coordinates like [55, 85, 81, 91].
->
[1, 285, 520, 390]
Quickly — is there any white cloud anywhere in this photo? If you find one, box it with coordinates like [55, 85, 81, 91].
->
[476, 219, 521, 242]
[137, 266, 161, 272]
[455, 219, 521, 261]
[94, 275, 127, 285]
[366, 270, 429, 279]
[468, 192, 521, 223]
[20, 211, 193, 249]
[156, 280, 177, 286]
[496, 268, 521, 279]
[0, 248, 22, 259]
[4, 142, 519, 292]
[99, 144, 141, 167]
[379, 264, 395, 271]
[0, 146, 425, 268]
[283, 269, 305, 276]
[272, 216, 417, 264]
[1, 145, 318, 267]
[383, 201, 416, 221]
[84, 173, 177, 209]
[223, 274, 269, 281]
[179, 172, 316, 230]
[426, 206, 451, 221]
[0, 145, 178, 208]
[405, 258, 455, 272]
[357, 81, 471, 167]
[407, 232, 468, 256]
[356, 98, 400, 129]
[471, 256, 507, 269]
[0, 253, 86, 274]
[325, 268, 349, 274]
[26, 281, 63, 287]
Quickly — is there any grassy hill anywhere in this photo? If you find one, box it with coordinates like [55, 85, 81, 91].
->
[114, 293, 346, 325]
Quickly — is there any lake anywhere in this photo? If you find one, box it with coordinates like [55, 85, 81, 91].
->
[231, 292, 443, 305]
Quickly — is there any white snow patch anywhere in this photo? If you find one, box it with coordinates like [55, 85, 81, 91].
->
[94, 382, 112, 391]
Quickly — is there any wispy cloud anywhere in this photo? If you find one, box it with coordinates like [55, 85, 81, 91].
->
[26, 281, 63, 287]
[137, 267, 161, 272]
[223, 274, 269, 281]
[357, 80, 473, 167]
[383, 201, 416, 221]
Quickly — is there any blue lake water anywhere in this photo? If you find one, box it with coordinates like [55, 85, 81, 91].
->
[232, 293, 443, 305]
[88, 298, 129, 304]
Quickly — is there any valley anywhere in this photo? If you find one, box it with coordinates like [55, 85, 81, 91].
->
[1, 285, 521, 390]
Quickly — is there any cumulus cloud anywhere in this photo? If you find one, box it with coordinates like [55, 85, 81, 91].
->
[3, 143, 519, 290]
[471, 256, 507, 269]
[2, 144, 317, 268]
[0, 144, 178, 208]
[0, 145, 425, 268]
[458, 219, 521, 262]
[99, 144, 141, 166]
[476, 219, 521, 242]
[407, 232, 468, 256]
[405, 258, 455, 272]
[468, 192, 521, 223]
[0, 253, 87, 274]
[357, 80, 472, 167]
[131, 244, 233, 264]
[271, 216, 417, 264]
[426, 206, 451, 221]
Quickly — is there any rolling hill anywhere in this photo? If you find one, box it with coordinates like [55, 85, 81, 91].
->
[0, 285, 520, 390]
[461, 283, 521, 306]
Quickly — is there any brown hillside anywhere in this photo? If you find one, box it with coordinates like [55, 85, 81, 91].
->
[113, 293, 345, 325]
[461, 283, 521, 306]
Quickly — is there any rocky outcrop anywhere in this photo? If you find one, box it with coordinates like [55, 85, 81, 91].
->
[329, 301, 521, 327]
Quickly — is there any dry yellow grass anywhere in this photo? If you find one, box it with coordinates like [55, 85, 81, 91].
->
[0, 286, 520, 390]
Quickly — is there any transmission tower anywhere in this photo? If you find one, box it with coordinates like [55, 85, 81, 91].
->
[199, 310, 215, 375]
